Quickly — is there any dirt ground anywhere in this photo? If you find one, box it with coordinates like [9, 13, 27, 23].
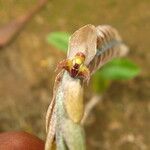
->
[0, 0, 149, 150]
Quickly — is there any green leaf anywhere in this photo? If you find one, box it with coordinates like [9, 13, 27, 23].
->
[46, 32, 70, 52]
[92, 74, 111, 93]
[96, 58, 140, 80]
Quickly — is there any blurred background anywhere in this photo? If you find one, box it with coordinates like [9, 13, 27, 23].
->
[0, 0, 149, 149]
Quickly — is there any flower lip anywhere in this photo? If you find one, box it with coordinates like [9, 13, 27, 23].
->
[74, 63, 80, 69]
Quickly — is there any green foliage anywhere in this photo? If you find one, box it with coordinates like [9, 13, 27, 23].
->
[96, 58, 140, 80]
[92, 58, 140, 92]
[47, 31, 140, 93]
[92, 74, 111, 93]
[47, 32, 70, 52]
